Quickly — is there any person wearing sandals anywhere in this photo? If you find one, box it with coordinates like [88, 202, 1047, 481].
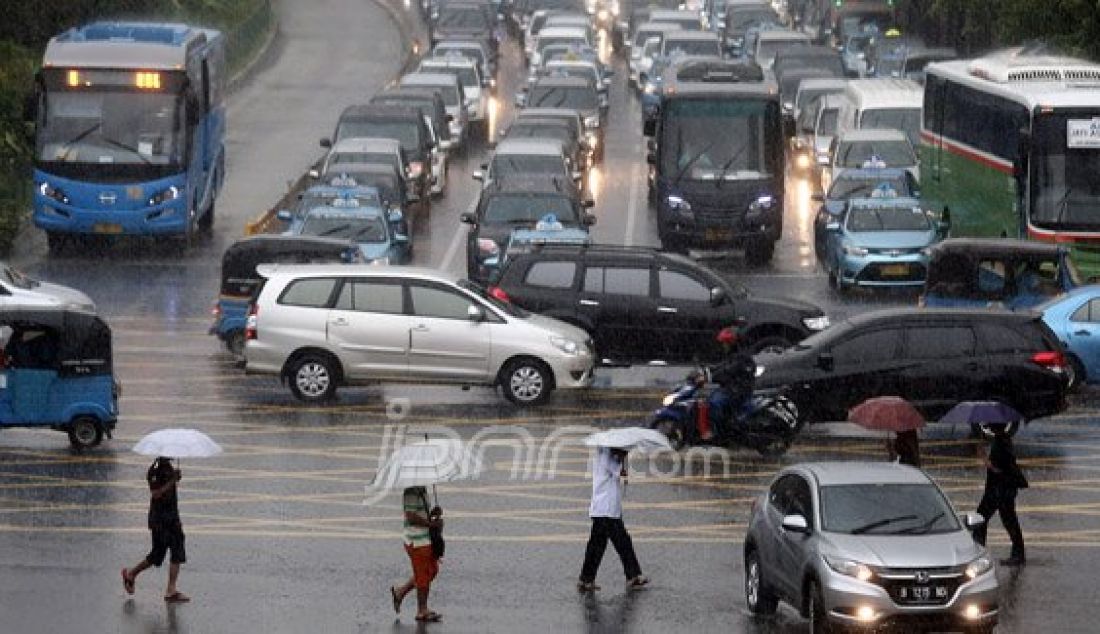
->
[391, 485, 444, 622]
[578, 447, 649, 592]
[121, 457, 189, 603]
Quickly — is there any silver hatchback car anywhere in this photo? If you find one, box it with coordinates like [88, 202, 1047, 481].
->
[744, 462, 999, 633]
[244, 265, 595, 405]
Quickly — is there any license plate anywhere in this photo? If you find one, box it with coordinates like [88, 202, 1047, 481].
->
[899, 585, 948, 601]
[880, 264, 910, 276]
[93, 223, 124, 234]
[704, 228, 732, 242]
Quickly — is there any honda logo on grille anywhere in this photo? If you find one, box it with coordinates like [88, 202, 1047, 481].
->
[98, 191, 118, 205]
[914, 571, 930, 583]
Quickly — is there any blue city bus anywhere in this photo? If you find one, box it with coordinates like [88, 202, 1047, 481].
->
[32, 22, 227, 252]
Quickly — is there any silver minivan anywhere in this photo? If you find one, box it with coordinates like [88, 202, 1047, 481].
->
[744, 462, 999, 633]
[244, 265, 595, 405]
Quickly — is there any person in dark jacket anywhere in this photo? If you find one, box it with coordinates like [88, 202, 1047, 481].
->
[972, 424, 1027, 566]
[708, 325, 756, 439]
[121, 457, 190, 601]
[888, 429, 921, 467]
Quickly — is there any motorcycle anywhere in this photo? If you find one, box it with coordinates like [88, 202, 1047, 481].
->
[649, 370, 802, 456]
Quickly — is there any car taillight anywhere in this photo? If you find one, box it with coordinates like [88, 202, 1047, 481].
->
[488, 285, 510, 303]
[245, 304, 258, 340]
[211, 302, 221, 318]
[1032, 350, 1066, 373]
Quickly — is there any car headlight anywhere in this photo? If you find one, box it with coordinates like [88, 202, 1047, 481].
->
[823, 556, 874, 582]
[370, 256, 391, 266]
[585, 132, 599, 149]
[597, 9, 609, 21]
[842, 244, 869, 256]
[802, 315, 830, 331]
[38, 181, 71, 205]
[754, 364, 765, 377]
[667, 194, 692, 216]
[747, 195, 775, 216]
[584, 115, 600, 129]
[477, 237, 501, 257]
[147, 185, 180, 207]
[816, 151, 831, 165]
[407, 161, 425, 178]
[644, 82, 657, 95]
[550, 336, 580, 355]
[965, 556, 993, 580]
[782, 101, 794, 113]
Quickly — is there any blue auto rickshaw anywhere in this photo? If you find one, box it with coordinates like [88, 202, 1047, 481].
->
[210, 235, 360, 355]
[0, 308, 117, 449]
[921, 238, 1080, 309]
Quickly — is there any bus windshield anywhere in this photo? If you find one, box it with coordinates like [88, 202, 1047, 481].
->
[1031, 112, 1100, 229]
[661, 98, 774, 180]
[36, 91, 183, 167]
[861, 108, 921, 146]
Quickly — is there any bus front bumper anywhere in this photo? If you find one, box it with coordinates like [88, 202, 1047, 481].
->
[34, 198, 191, 236]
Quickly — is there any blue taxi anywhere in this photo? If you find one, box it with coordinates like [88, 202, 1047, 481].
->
[480, 214, 591, 282]
[282, 192, 409, 265]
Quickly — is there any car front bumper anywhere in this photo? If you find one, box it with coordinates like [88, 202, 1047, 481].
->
[545, 350, 596, 390]
[837, 252, 928, 288]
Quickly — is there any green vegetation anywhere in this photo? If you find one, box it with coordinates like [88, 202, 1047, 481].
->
[898, 0, 1100, 60]
[0, 0, 275, 254]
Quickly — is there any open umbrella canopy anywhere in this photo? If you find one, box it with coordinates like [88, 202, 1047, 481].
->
[371, 439, 484, 489]
[132, 428, 223, 458]
[848, 396, 925, 433]
[583, 427, 674, 453]
[939, 401, 1024, 426]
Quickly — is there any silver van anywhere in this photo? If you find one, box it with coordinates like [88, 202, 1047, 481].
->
[244, 265, 595, 405]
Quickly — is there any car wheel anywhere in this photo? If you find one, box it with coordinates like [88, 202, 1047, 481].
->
[1067, 354, 1086, 391]
[501, 358, 552, 406]
[748, 335, 793, 356]
[808, 580, 832, 634]
[68, 416, 103, 450]
[288, 355, 339, 403]
[653, 417, 685, 450]
[744, 549, 779, 615]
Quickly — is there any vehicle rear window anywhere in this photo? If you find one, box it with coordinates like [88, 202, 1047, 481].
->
[334, 280, 404, 314]
[905, 326, 975, 359]
[977, 322, 1049, 353]
[658, 269, 710, 301]
[279, 278, 337, 308]
[584, 267, 650, 296]
[524, 261, 576, 289]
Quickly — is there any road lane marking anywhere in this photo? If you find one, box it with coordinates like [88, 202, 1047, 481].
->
[624, 149, 642, 246]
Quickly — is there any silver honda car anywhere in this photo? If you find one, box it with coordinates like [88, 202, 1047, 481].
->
[744, 462, 999, 633]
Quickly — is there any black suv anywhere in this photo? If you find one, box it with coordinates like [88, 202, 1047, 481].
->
[754, 308, 1069, 424]
[461, 175, 594, 283]
[488, 245, 829, 365]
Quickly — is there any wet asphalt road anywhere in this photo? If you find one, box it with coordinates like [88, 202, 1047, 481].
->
[3, 1, 1100, 632]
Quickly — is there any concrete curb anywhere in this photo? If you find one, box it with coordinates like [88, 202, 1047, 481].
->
[243, 0, 426, 236]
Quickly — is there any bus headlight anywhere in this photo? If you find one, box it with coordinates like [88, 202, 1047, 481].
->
[38, 181, 70, 205]
[147, 185, 180, 207]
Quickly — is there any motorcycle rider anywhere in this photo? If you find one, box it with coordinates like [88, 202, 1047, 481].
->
[707, 325, 757, 439]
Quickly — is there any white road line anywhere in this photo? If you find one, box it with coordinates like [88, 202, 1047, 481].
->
[624, 152, 642, 247]
[438, 194, 478, 272]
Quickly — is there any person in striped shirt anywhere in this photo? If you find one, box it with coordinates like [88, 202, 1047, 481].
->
[390, 486, 444, 622]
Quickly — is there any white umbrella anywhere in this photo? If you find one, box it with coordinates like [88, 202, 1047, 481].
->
[370, 438, 483, 493]
[583, 427, 673, 453]
[132, 428, 223, 459]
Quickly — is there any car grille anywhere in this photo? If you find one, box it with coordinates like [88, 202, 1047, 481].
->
[875, 566, 965, 606]
[856, 262, 927, 283]
[867, 247, 924, 256]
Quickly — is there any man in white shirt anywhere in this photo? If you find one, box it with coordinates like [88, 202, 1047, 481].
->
[578, 447, 649, 591]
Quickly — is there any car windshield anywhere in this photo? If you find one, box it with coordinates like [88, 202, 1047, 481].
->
[860, 108, 921, 147]
[405, 82, 459, 106]
[424, 65, 478, 89]
[331, 152, 396, 167]
[1031, 111, 1100, 230]
[846, 205, 930, 232]
[540, 36, 588, 53]
[492, 154, 568, 178]
[665, 40, 720, 56]
[434, 47, 486, 67]
[298, 190, 383, 212]
[821, 483, 959, 535]
[336, 121, 422, 152]
[828, 175, 910, 200]
[796, 88, 839, 112]
[758, 39, 805, 66]
[662, 98, 773, 180]
[818, 108, 839, 136]
[437, 6, 489, 29]
[483, 194, 578, 225]
[508, 125, 573, 145]
[731, 9, 778, 30]
[36, 90, 183, 166]
[839, 140, 916, 168]
[300, 214, 388, 243]
[529, 85, 598, 110]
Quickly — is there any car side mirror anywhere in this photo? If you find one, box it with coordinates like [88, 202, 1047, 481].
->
[320, 138, 332, 149]
[825, 220, 840, 232]
[582, 199, 595, 209]
[387, 209, 404, 224]
[472, 170, 485, 181]
[460, 212, 476, 225]
[646, 151, 656, 165]
[962, 512, 985, 530]
[817, 352, 834, 371]
[276, 210, 292, 222]
[709, 287, 726, 307]
[781, 514, 809, 534]
[308, 169, 320, 179]
[467, 304, 486, 321]
[573, 171, 583, 183]
[515, 91, 528, 107]
[583, 213, 596, 226]
[811, 193, 825, 202]
[439, 139, 454, 151]
[394, 233, 410, 243]
[446, 114, 455, 122]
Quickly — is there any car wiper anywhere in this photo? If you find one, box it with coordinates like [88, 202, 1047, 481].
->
[317, 224, 352, 237]
[850, 514, 918, 535]
[1053, 188, 1074, 224]
[715, 143, 751, 189]
[893, 512, 946, 535]
[673, 137, 722, 187]
[61, 122, 102, 147]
